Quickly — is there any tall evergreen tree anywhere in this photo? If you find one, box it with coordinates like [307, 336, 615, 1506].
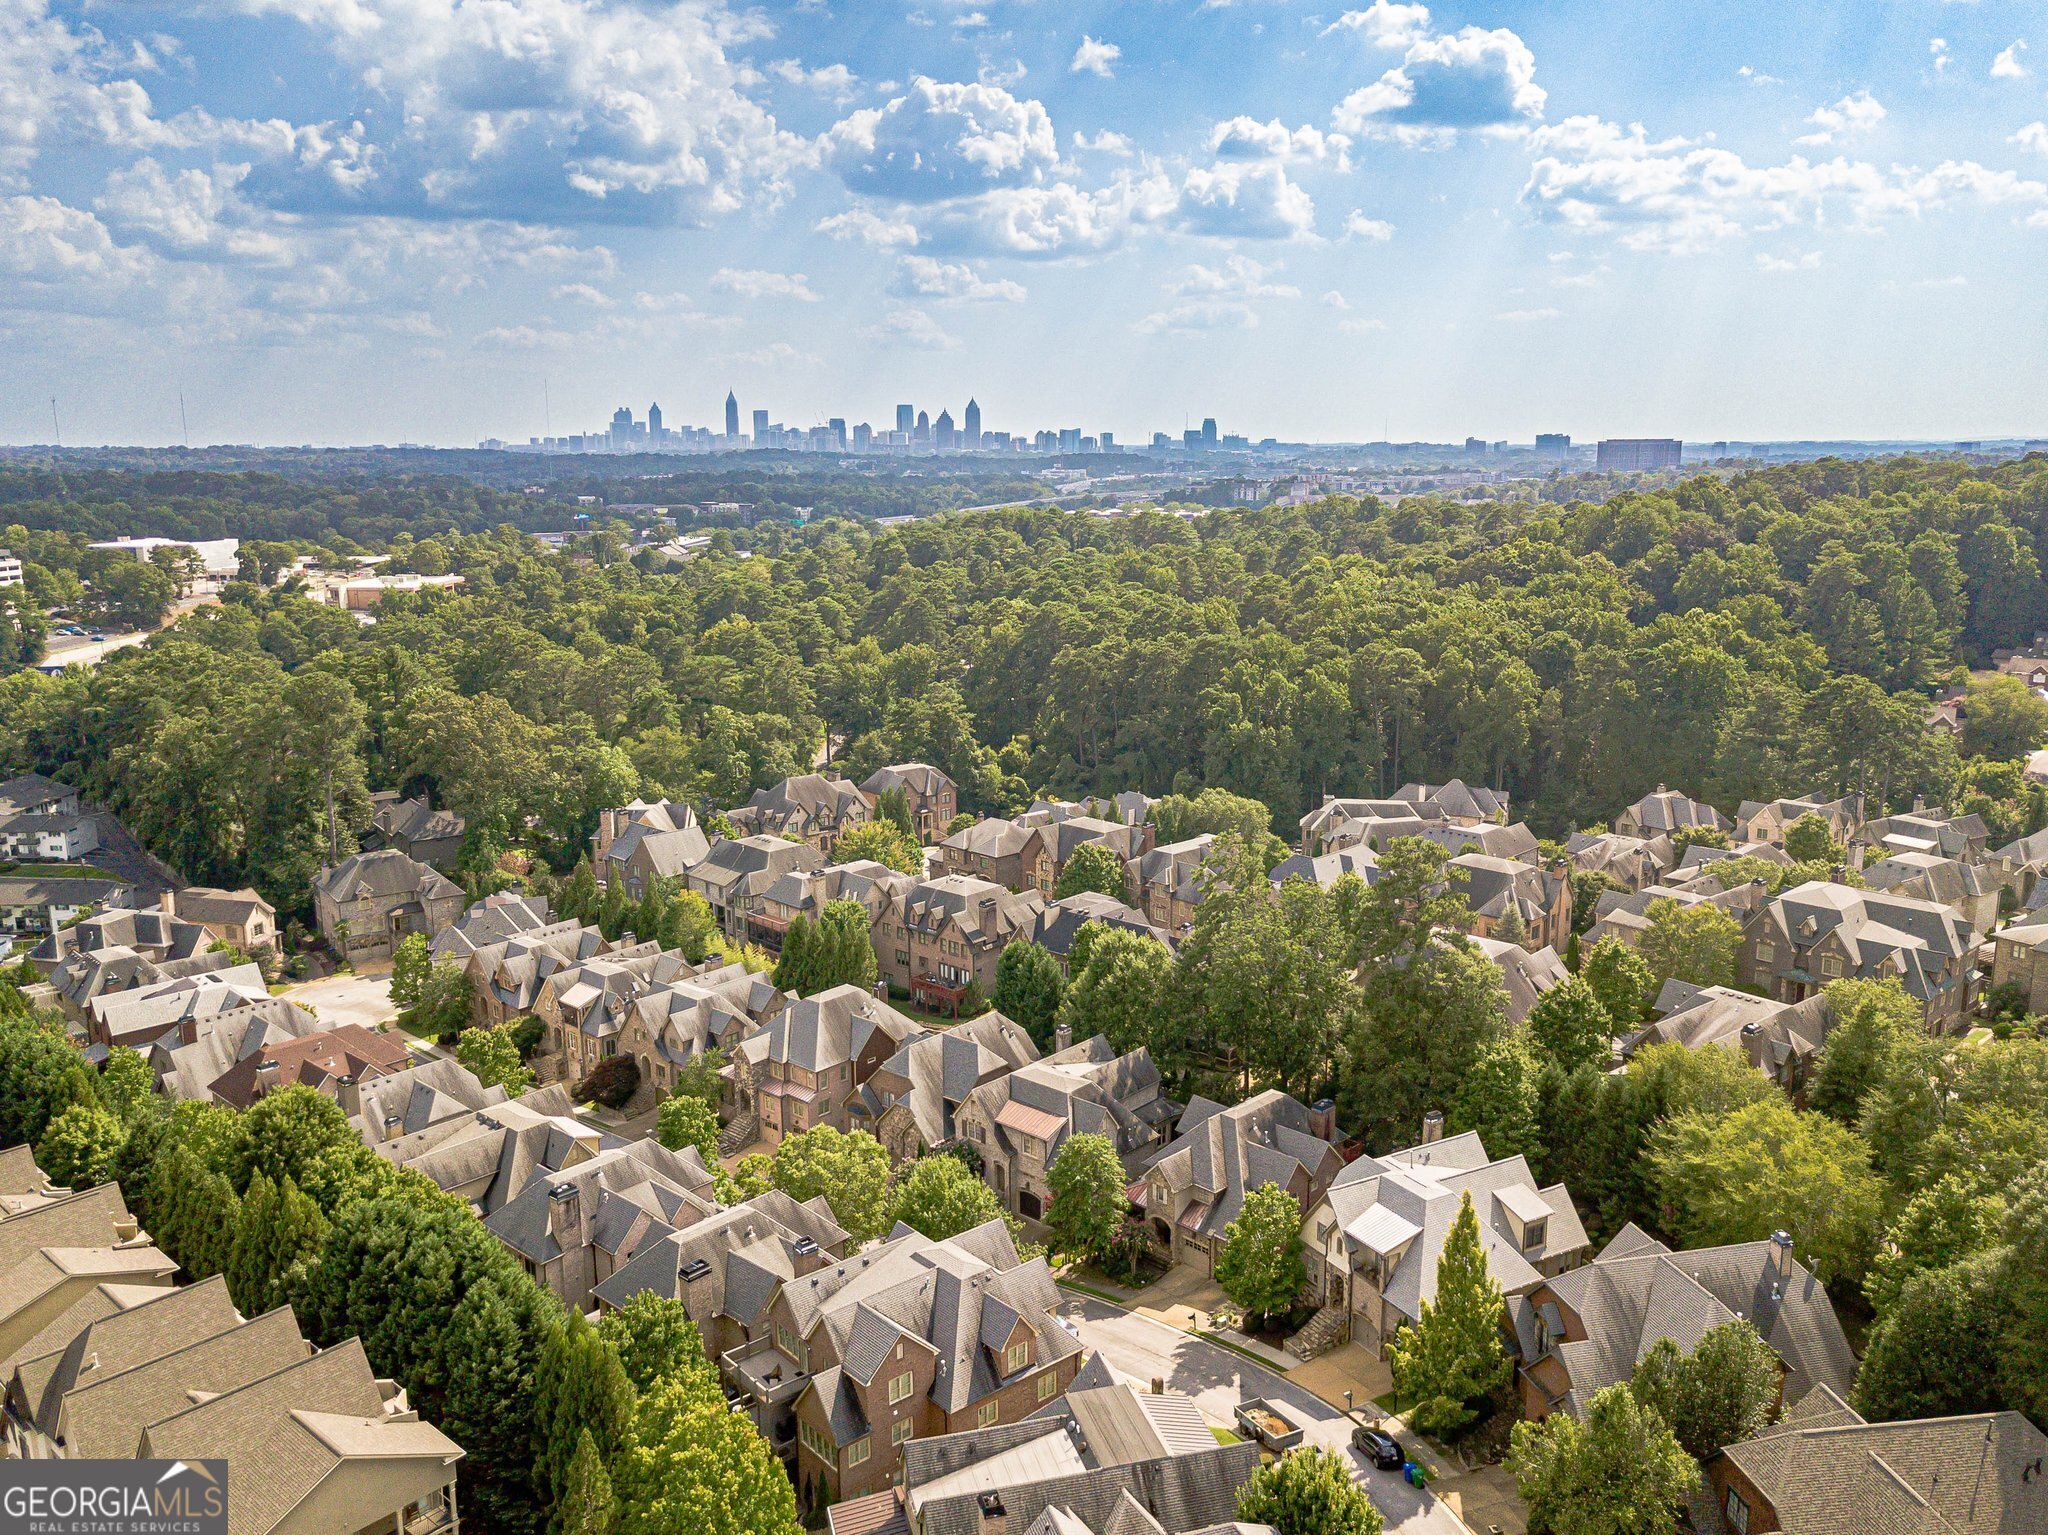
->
[227, 1173, 329, 1315]
[557, 1431, 615, 1535]
[1388, 1191, 1509, 1436]
[535, 1312, 636, 1519]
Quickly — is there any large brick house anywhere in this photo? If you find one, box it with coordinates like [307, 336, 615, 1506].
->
[729, 774, 872, 852]
[723, 985, 927, 1146]
[870, 873, 1043, 1013]
[937, 817, 1042, 890]
[1137, 1091, 1345, 1276]
[686, 834, 826, 939]
[857, 763, 958, 842]
[1125, 834, 1214, 934]
[1737, 880, 1976, 1032]
[1449, 852, 1573, 953]
[864, 1010, 1041, 1163]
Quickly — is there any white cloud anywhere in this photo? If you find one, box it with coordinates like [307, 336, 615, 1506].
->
[891, 254, 1026, 302]
[722, 340, 820, 366]
[1321, 289, 1351, 309]
[1797, 90, 1885, 146]
[1992, 40, 2030, 79]
[474, 323, 576, 350]
[553, 283, 614, 305]
[1756, 250, 1823, 271]
[1135, 255, 1298, 334]
[2015, 122, 2048, 156]
[1331, 7, 1545, 142]
[1737, 65, 1782, 86]
[766, 59, 858, 100]
[822, 76, 1059, 202]
[710, 267, 820, 301]
[1495, 306, 1560, 322]
[1177, 161, 1316, 239]
[1072, 130, 1134, 157]
[1323, 3, 1432, 49]
[0, 193, 152, 285]
[934, 173, 1177, 256]
[814, 208, 920, 248]
[1343, 208, 1395, 241]
[94, 159, 295, 264]
[1930, 38, 1951, 74]
[1339, 316, 1387, 334]
[1071, 37, 1121, 79]
[858, 307, 958, 349]
[1523, 115, 2048, 253]
[1208, 116, 1350, 165]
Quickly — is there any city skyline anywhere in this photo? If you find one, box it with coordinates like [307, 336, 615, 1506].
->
[8, 1, 2048, 447]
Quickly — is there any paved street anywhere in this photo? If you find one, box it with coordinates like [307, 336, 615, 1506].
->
[278, 969, 398, 1031]
[1058, 1289, 1473, 1535]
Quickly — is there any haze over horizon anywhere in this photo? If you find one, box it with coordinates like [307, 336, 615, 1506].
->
[7, 0, 2048, 447]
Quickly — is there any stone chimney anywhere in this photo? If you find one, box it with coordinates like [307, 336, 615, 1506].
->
[547, 1183, 586, 1252]
[1767, 1229, 1794, 1290]
[1054, 1021, 1073, 1052]
[978, 895, 999, 939]
[334, 1073, 362, 1120]
[1421, 1109, 1444, 1144]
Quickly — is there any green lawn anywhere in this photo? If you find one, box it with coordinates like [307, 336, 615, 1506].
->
[1210, 1425, 1240, 1444]
[0, 862, 127, 882]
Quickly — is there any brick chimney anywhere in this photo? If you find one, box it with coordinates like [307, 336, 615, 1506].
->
[1307, 1098, 1338, 1143]
[1767, 1229, 1794, 1291]
[547, 1183, 585, 1252]
[1421, 1109, 1444, 1144]
[1054, 1021, 1073, 1052]
[978, 895, 999, 939]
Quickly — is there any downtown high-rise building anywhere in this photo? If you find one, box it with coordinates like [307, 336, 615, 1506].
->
[724, 391, 739, 439]
[896, 403, 915, 434]
[752, 408, 770, 443]
[647, 402, 662, 441]
[963, 398, 980, 449]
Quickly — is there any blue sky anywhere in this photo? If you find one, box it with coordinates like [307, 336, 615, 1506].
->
[4, 0, 2048, 447]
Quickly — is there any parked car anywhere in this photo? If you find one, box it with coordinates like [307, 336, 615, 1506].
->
[1351, 1423, 1405, 1470]
[57, 626, 84, 636]
[88, 633, 107, 642]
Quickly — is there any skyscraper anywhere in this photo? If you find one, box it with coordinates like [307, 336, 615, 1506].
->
[752, 408, 769, 444]
[1201, 417, 1218, 446]
[724, 391, 739, 440]
[934, 409, 955, 450]
[896, 403, 915, 435]
[609, 406, 633, 449]
[647, 402, 663, 442]
[915, 409, 930, 446]
[963, 398, 980, 450]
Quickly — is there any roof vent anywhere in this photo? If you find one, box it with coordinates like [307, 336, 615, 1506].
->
[679, 1258, 711, 1283]
[793, 1237, 818, 1256]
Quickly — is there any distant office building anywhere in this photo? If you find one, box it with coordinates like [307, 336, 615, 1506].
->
[853, 422, 871, 450]
[963, 397, 981, 449]
[1596, 438, 1683, 472]
[1201, 417, 1218, 446]
[1100, 432, 1115, 451]
[724, 391, 739, 439]
[914, 409, 930, 446]
[610, 406, 634, 449]
[1058, 427, 1081, 452]
[827, 417, 846, 449]
[647, 402, 663, 442]
[0, 550, 22, 588]
[896, 403, 915, 435]
[934, 409, 955, 450]
[1182, 428, 1201, 449]
[751, 408, 769, 444]
[1465, 436, 1487, 454]
[1153, 432, 1172, 448]
[1535, 433, 1571, 456]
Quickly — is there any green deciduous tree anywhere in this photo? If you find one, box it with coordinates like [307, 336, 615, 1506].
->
[1507, 1383, 1698, 1535]
[1046, 1131, 1128, 1265]
[1236, 1446, 1384, 1535]
[1215, 1182, 1307, 1327]
[1580, 938, 1655, 1026]
[1853, 1257, 2005, 1422]
[95, 1048, 155, 1125]
[831, 819, 924, 874]
[1650, 1098, 1884, 1287]
[610, 1377, 801, 1535]
[458, 1024, 538, 1096]
[1388, 1191, 1509, 1437]
[598, 1292, 719, 1397]
[767, 1124, 894, 1244]
[36, 1103, 125, 1188]
[1864, 1173, 2005, 1316]
[1782, 813, 1844, 865]
[992, 940, 1066, 1048]
[1526, 977, 1614, 1073]
[1344, 940, 1509, 1154]
[890, 1152, 1008, 1241]
[1447, 1034, 1546, 1166]
[1638, 898, 1741, 991]
[1054, 841, 1129, 900]
[390, 932, 435, 1009]
[655, 1095, 720, 1165]
[229, 1084, 364, 1200]
[1055, 925, 1173, 1057]
[1630, 1320, 1780, 1462]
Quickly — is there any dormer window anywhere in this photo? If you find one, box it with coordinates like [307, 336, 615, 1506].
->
[1005, 1340, 1031, 1374]
[1522, 1218, 1547, 1252]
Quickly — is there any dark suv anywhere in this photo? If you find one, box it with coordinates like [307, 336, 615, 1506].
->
[1351, 1423, 1405, 1470]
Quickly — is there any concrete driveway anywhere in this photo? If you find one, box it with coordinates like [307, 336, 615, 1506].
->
[1059, 1290, 1472, 1535]
[278, 970, 397, 1031]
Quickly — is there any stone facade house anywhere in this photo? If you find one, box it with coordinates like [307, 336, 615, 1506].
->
[858, 763, 959, 842]
[1991, 920, 2048, 1013]
[1137, 1092, 1344, 1277]
[776, 1221, 1085, 1505]
[591, 800, 707, 893]
[872, 874, 1043, 1013]
[540, 947, 786, 1098]
[687, 834, 827, 939]
[724, 984, 928, 1147]
[1612, 786, 1730, 840]
[1564, 831, 1675, 893]
[1584, 877, 1766, 951]
[363, 793, 466, 872]
[1125, 835, 1214, 935]
[1860, 851, 1999, 939]
[1450, 852, 1573, 952]
[1023, 815, 1149, 898]
[169, 887, 278, 956]
[1302, 1127, 1589, 1356]
[207, 1021, 414, 1110]
[730, 774, 873, 851]
[1270, 846, 1381, 891]
[937, 817, 1043, 891]
[1024, 892, 1169, 969]
[745, 860, 912, 957]
[1853, 805, 1992, 864]
[956, 1035, 1175, 1223]
[313, 849, 464, 962]
[1393, 778, 1511, 826]
[1622, 979, 1834, 1092]
[1464, 934, 1571, 1026]
[863, 1011, 1041, 1163]
[1702, 1387, 2048, 1535]
[1734, 792, 1865, 850]
[1737, 880, 1976, 1032]
[1514, 1224, 1855, 1423]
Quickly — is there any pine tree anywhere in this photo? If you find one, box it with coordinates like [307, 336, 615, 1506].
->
[557, 1430, 615, 1535]
[535, 1312, 635, 1519]
[444, 1275, 547, 1535]
[152, 1142, 241, 1280]
[1388, 1190, 1509, 1436]
[771, 915, 816, 993]
[228, 1173, 330, 1315]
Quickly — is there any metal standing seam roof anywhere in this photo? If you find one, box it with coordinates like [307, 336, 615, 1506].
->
[997, 1100, 1069, 1141]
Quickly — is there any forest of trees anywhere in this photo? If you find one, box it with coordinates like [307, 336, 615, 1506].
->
[2, 452, 2046, 917]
